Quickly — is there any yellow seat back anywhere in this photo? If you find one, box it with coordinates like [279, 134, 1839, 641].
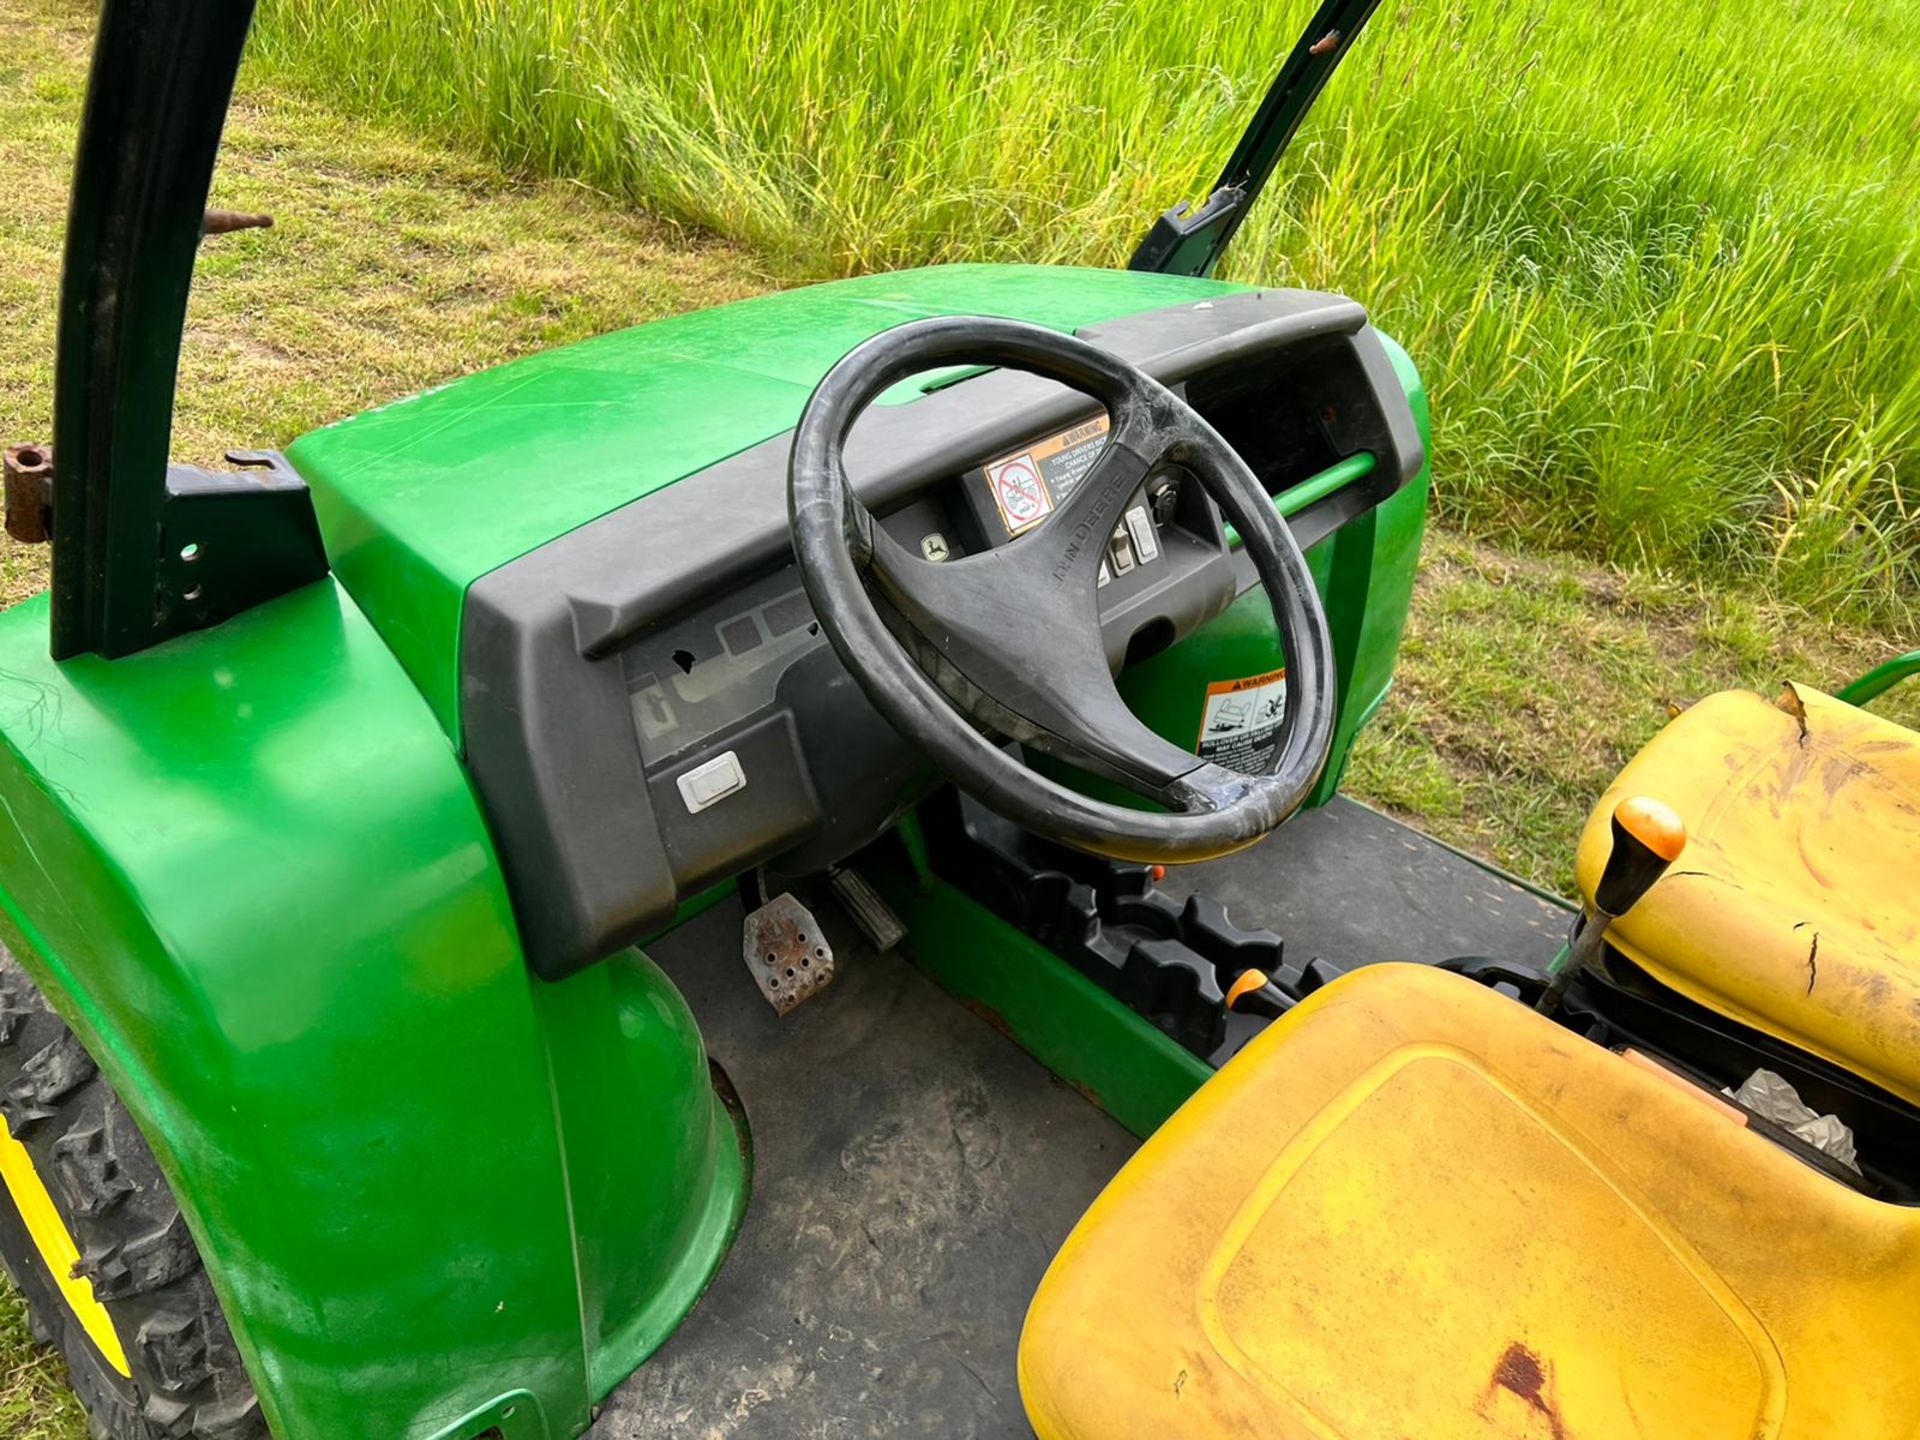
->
[1581, 686, 1920, 1103]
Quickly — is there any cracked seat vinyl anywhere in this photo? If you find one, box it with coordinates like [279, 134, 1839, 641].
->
[1020, 964, 1920, 1440]
[1579, 685, 1920, 1105]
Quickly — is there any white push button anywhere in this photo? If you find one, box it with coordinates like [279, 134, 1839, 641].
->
[1125, 505, 1159, 563]
[677, 751, 746, 814]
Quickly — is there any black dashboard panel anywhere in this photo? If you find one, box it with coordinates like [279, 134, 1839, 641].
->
[462, 288, 1424, 979]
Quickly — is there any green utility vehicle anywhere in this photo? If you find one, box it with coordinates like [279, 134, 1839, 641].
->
[4, 2, 1919, 1438]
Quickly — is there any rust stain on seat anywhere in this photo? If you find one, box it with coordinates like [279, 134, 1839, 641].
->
[1490, 1341, 1569, 1439]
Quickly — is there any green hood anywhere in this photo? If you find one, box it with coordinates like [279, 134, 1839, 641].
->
[288, 263, 1245, 733]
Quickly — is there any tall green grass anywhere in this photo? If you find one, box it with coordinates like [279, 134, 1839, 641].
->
[250, 0, 1919, 622]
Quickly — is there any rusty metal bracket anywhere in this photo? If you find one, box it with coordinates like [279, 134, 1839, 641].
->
[742, 893, 836, 1016]
[202, 208, 273, 236]
[6, 436, 328, 638]
[4, 443, 54, 544]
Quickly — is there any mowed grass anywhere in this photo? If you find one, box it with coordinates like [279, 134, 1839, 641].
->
[249, 0, 1920, 621]
[0, 1290, 83, 1440]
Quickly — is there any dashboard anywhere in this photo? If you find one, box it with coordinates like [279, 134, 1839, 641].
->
[461, 288, 1424, 978]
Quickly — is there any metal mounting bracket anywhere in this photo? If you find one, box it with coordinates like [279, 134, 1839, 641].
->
[149, 451, 328, 645]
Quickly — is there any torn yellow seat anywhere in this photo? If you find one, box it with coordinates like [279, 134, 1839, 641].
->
[1578, 686, 1920, 1105]
[1020, 964, 1920, 1440]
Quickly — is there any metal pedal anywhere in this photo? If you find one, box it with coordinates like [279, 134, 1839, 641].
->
[742, 892, 835, 1016]
[829, 866, 906, 952]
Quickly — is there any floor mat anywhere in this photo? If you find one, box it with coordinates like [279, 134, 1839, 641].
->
[1162, 796, 1569, 970]
[591, 896, 1132, 1438]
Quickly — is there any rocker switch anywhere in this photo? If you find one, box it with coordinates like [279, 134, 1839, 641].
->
[677, 751, 746, 813]
[1125, 505, 1159, 563]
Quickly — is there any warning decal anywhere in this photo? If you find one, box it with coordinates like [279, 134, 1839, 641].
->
[1196, 669, 1288, 772]
[986, 452, 1054, 534]
[977, 414, 1110, 538]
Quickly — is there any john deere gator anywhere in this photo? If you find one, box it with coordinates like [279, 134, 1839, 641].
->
[1, 1, 1916, 1436]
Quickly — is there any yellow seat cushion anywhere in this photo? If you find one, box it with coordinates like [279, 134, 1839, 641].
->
[1020, 964, 1920, 1440]
[1578, 686, 1920, 1104]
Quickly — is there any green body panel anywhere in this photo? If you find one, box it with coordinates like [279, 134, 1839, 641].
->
[873, 850, 1212, 1139]
[0, 581, 744, 1440]
[288, 264, 1250, 734]
[1115, 334, 1430, 803]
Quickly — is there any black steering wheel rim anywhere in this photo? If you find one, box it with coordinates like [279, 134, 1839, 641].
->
[788, 314, 1336, 863]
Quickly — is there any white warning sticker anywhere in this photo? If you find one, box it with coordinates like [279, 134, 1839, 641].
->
[985, 451, 1054, 534]
[1196, 669, 1288, 772]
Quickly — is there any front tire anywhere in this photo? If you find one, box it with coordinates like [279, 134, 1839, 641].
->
[0, 942, 265, 1439]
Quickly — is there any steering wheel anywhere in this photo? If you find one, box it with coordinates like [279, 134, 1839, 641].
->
[788, 315, 1336, 864]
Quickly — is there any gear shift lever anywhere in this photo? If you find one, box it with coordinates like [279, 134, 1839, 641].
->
[1537, 796, 1686, 1015]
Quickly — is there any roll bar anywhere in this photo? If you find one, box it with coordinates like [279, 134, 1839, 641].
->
[1129, 0, 1385, 278]
[50, 0, 322, 661]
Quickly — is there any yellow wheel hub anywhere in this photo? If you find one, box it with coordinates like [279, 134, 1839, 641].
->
[0, 1120, 130, 1376]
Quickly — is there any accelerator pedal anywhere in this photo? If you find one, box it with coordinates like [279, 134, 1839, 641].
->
[742, 892, 836, 1016]
[829, 866, 907, 953]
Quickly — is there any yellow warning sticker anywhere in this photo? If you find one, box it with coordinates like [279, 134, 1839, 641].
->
[1196, 668, 1288, 771]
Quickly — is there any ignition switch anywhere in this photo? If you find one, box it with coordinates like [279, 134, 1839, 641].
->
[1147, 475, 1180, 527]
